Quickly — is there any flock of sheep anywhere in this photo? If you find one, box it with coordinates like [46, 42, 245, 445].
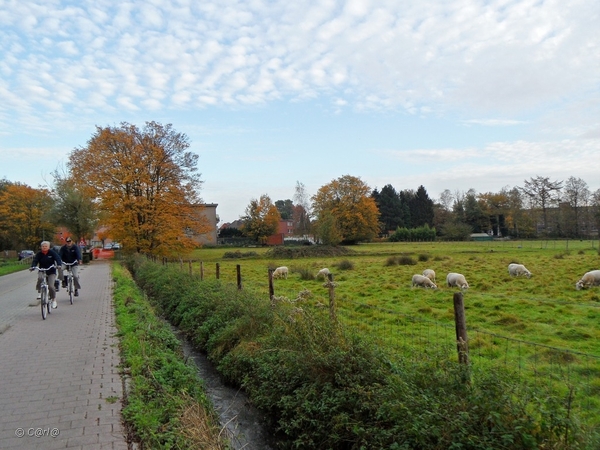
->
[412, 265, 600, 291]
[272, 265, 600, 291]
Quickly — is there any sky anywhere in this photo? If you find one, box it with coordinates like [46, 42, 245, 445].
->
[1, 0, 599, 225]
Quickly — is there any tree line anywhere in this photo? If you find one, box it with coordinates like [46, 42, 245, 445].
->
[1, 121, 599, 256]
[238, 175, 600, 243]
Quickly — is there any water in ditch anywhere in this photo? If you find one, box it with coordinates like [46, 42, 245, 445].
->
[176, 330, 276, 450]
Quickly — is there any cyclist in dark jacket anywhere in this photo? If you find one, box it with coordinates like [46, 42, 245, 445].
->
[59, 237, 83, 296]
[30, 241, 62, 308]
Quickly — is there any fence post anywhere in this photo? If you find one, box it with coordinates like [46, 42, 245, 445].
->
[200, 261, 204, 281]
[327, 273, 337, 324]
[268, 268, 274, 305]
[216, 262, 220, 279]
[453, 292, 469, 365]
[236, 264, 242, 290]
[188, 260, 192, 275]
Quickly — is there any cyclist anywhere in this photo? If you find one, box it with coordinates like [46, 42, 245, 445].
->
[30, 241, 62, 309]
[59, 237, 82, 296]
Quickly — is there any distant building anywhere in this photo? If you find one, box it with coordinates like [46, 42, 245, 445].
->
[191, 204, 219, 245]
[277, 219, 295, 237]
[470, 233, 493, 241]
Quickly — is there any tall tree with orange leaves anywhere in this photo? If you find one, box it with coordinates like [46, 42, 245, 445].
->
[0, 181, 55, 250]
[241, 194, 281, 244]
[68, 121, 209, 257]
[312, 175, 380, 244]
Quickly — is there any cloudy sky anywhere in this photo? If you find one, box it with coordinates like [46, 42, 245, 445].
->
[1, 0, 599, 224]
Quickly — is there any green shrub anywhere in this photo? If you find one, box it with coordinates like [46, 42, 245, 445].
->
[336, 259, 354, 270]
[384, 256, 398, 266]
[293, 266, 315, 280]
[397, 255, 416, 265]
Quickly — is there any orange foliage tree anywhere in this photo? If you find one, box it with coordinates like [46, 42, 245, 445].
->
[67, 121, 209, 257]
[241, 194, 281, 243]
[312, 175, 380, 244]
[0, 182, 55, 250]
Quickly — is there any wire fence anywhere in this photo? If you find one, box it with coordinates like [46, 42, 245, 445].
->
[336, 298, 600, 426]
[161, 256, 600, 427]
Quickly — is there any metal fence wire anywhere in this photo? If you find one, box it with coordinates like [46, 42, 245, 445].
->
[337, 299, 600, 426]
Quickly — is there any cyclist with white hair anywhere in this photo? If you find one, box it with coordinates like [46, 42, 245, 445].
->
[30, 241, 62, 309]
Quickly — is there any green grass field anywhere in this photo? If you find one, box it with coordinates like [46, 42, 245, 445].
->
[185, 240, 600, 425]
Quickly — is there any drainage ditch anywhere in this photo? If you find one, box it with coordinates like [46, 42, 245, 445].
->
[176, 330, 276, 450]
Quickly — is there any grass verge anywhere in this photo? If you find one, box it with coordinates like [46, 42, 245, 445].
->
[111, 262, 230, 449]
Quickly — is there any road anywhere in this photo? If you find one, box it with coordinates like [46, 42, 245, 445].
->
[0, 260, 129, 449]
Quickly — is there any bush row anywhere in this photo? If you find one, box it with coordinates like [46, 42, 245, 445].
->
[124, 255, 591, 449]
[389, 225, 437, 242]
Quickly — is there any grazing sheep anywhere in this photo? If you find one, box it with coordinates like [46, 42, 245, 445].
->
[508, 263, 532, 278]
[575, 270, 600, 290]
[412, 274, 437, 289]
[446, 272, 469, 289]
[316, 268, 331, 279]
[422, 269, 436, 283]
[272, 266, 288, 279]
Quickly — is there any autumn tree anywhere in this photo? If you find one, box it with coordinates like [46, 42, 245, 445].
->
[0, 182, 55, 250]
[50, 170, 99, 244]
[68, 121, 208, 257]
[311, 175, 379, 244]
[241, 194, 281, 243]
[479, 190, 510, 237]
[315, 210, 342, 245]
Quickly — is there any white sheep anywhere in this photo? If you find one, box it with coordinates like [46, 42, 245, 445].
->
[272, 266, 288, 279]
[412, 274, 437, 289]
[422, 269, 436, 283]
[508, 263, 532, 278]
[316, 268, 331, 279]
[446, 272, 469, 289]
[575, 270, 600, 290]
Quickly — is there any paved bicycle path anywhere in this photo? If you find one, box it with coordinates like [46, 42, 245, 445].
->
[0, 259, 129, 449]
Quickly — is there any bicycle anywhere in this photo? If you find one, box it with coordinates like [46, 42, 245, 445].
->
[32, 267, 52, 320]
[63, 261, 78, 305]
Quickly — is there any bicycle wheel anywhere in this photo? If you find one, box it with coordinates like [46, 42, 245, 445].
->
[47, 287, 52, 315]
[41, 286, 47, 320]
[69, 276, 74, 304]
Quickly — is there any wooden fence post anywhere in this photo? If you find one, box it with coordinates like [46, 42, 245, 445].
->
[216, 262, 220, 279]
[268, 268, 274, 305]
[188, 260, 192, 275]
[327, 273, 337, 324]
[200, 261, 204, 281]
[236, 264, 242, 290]
[453, 292, 469, 365]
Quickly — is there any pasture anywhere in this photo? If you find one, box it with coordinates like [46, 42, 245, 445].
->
[188, 240, 600, 426]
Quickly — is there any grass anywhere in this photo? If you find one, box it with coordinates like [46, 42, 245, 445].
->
[0, 258, 30, 276]
[128, 252, 600, 448]
[180, 240, 600, 426]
